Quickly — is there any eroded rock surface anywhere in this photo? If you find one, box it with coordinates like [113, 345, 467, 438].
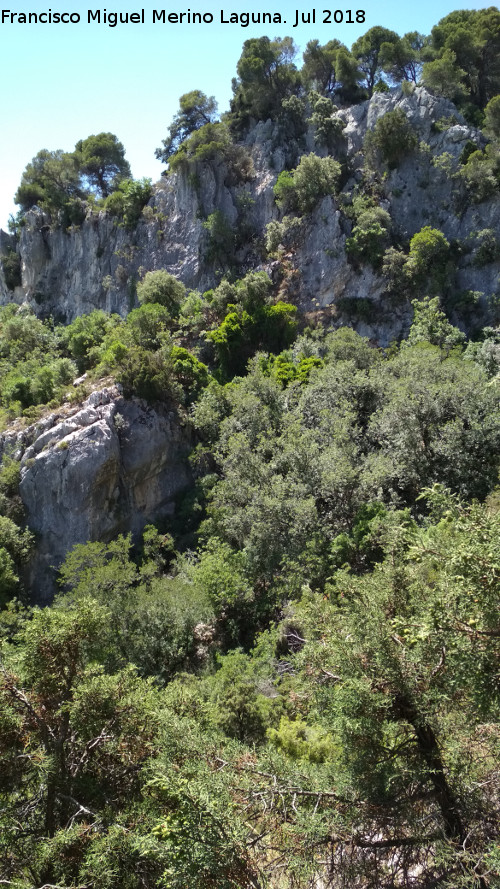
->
[1, 387, 191, 601]
[3, 86, 498, 344]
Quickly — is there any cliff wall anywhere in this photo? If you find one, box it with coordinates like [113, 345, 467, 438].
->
[3, 87, 498, 345]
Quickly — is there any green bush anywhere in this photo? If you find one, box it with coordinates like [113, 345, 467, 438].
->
[365, 108, 418, 169]
[113, 345, 172, 401]
[307, 91, 345, 151]
[265, 215, 303, 255]
[406, 226, 450, 290]
[170, 346, 210, 402]
[483, 94, 500, 138]
[459, 145, 499, 203]
[274, 153, 341, 215]
[103, 177, 152, 228]
[169, 122, 254, 184]
[346, 206, 392, 268]
[137, 270, 185, 316]
[59, 309, 120, 371]
[208, 300, 297, 379]
[472, 228, 500, 267]
[202, 211, 236, 267]
[126, 303, 173, 350]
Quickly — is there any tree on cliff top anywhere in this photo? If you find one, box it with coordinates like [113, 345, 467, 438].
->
[155, 90, 218, 164]
[74, 132, 131, 198]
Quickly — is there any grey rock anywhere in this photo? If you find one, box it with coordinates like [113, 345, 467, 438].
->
[4, 387, 192, 602]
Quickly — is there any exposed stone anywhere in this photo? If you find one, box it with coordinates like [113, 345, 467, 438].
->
[0, 387, 192, 602]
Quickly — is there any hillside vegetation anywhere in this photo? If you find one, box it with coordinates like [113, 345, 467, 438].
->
[0, 7, 500, 888]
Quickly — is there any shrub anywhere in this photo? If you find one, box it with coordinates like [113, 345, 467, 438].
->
[472, 229, 500, 266]
[307, 91, 345, 151]
[126, 304, 173, 350]
[274, 153, 341, 215]
[103, 178, 152, 228]
[406, 226, 450, 290]
[404, 296, 465, 351]
[346, 206, 392, 268]
[169, 122, 254, 184]
[137, 270, 185, 316]
[459, 146, 499, 203]
[265, 216, 303, 254]
[483, 95, 500, 138]
[59, 309, 119, 371]
[365, 108, 418, 169]
[208, 300, 297, 379]
[170, 346, 210, 402]
[114, 345, 172, 401]
[382, 247, 409, 296]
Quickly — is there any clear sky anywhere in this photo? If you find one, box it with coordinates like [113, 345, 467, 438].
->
[0, 0, 490, 230]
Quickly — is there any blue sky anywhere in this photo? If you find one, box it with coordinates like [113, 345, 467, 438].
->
[0, 0, 489, 229]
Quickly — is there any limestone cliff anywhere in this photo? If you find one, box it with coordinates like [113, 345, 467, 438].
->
[0, 387, 192, 601]
[3, 87, 499, 345]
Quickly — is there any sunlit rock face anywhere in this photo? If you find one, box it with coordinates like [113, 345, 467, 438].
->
[0, 387, 191, 602]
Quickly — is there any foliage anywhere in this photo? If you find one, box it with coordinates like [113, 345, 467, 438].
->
[0, 250, 21, 291]
[274, 153, 341, 215]
[404, 296, 465, 351]
[58, 309, 121, 371]
[170, 345, 210, 402]
[14, 134, 139, 223]
[59, 535, 212, 681]
[208, 300, 297, 379]
[155, 90, 218, 164]
[364, 108, 418, 169]
[352, 26, 400, 95]
[484, 93, 500, 138]
[380, 31, 426, 84]
[0, 514, 33, 606]
[265, 215, 303, 255]
[307, 90, 345, 151]
[301, 38, 347, 95]
[406, 225, 450, 290]
[103, 177, 152, 228]
[74, 132, 131, 198]
[421, 48, 468, 102]
[168, 123, 254, 187]
[202, 210, 236, 268]
[15, 148, 82, 215]
[424, 7, 500, 111]
[346, 205, 392, 267]
[137, 269, 185, 316]
[4, 16, 500, 884]
[459, 143, 500, 203]
[231, 36, 300, 128]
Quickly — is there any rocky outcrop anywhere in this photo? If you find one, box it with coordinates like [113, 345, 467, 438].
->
[1, 387, 192, 602]
[1, 87, 499, 339]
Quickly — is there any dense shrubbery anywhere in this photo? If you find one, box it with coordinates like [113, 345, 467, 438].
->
[4, 10, 500, 885]
[0, 250, 21, 291]
[1, 279, 500, 886]
[1, 323, 499, 885]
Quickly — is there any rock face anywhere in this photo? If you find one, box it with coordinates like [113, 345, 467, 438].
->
[3, 86, 499, 344]
[1, 387, 192, 602]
